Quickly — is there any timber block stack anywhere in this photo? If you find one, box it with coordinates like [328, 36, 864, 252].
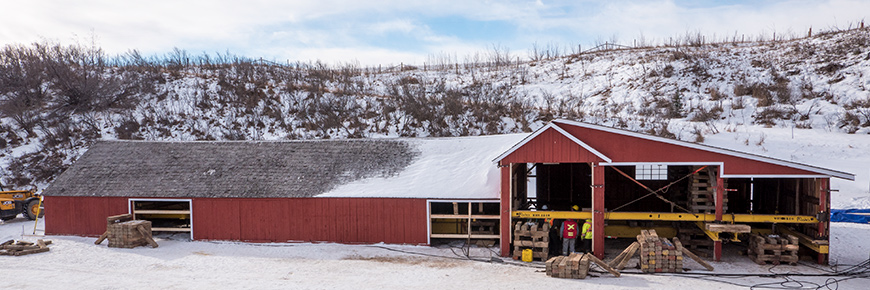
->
[512, 221, 549, 261]
[546, 253, 589, 279]
[638, 230, 683, 273]
[677, 226, 713, 258]
[747, 234, 799, 265]
[688, 167, 728, 214]
[108, 220, 153, 248]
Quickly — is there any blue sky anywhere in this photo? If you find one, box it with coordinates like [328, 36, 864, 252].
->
[1, 0, 867, 65]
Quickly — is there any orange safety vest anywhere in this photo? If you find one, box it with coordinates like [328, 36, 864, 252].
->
[562, 220, 579, 238]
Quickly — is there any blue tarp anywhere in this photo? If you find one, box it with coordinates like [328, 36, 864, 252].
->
[831, 209, 870, 224]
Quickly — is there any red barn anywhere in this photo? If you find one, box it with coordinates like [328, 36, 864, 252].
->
[42, 135, 524, 246]
[43, 119, 853, 264]
[494, 119, 853, 264]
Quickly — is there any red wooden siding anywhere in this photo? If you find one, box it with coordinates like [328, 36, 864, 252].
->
[551, 123, 818, 176]
[191, 197, 428, 244]
[501, 127, 606, 164]
[45, 196, 429, 245]
[44, 196, 129, 236]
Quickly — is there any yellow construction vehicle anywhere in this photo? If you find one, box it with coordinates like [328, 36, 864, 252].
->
[0, 185, 43, 221]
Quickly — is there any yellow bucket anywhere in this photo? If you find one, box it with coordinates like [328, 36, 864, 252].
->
[521, 249, 533, 262]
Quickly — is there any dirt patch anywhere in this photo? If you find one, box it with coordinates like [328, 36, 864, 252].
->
[342, 255, 462, 268]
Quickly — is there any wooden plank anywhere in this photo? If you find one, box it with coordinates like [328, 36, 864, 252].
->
[132, 210, 191, 215]
[585, 252, 621, 277]
[430, 214, 501, 219]
[615, 242, 641, 270]
[705, 223, 751, 233]
[94, 231, 109, 245]
[430, 234, 501, 239]
[136, 225, 160, 248]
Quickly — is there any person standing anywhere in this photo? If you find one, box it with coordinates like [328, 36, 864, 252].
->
[560, 218, 579, 255]
[580, 218, 593, 254]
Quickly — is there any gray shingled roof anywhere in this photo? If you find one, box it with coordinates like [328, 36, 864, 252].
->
[42, 139, 419, 198]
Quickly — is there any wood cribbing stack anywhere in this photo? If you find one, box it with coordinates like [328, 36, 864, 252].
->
[747, 233, 799, 265]
[513, 221, 549, 261]
[546, 253, 589, 279]
[95, 214, 159, 248]
[546, 253, 621, 279]
[638, 229, 683, 273]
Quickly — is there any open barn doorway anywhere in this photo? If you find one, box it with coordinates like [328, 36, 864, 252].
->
[129, 199, 192, 239]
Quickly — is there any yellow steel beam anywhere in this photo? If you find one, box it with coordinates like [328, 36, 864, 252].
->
[695, 221, 720, 241]
[511, 211, 819, 224]
[778, 227, 829, 254]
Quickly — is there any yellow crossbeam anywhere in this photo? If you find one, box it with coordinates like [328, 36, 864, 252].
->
[512, 211, 819, 224]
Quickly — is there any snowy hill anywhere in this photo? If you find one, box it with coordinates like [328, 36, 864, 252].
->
[1, 28, 868, 208]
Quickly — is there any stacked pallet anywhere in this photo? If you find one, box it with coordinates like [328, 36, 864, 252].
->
[95, 214, 159, 248]
[638, 230, 683, 273]
[512, 221, 549, 261]
[0, 239, 51, 256]
[546, 253, 590, 279]
[688, 167, 728, 214]
[747, 234, 799, 265]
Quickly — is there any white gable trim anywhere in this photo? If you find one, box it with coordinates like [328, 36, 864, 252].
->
[554, 119, 855, 181]
[493, 123, 612, 164]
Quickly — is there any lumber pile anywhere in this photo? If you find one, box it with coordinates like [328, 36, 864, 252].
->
[0, 239, 52, 256]
[512, 221, 549, 261]
[638, 229, 682, 273]
[95, 214, 159, 248]
[747, 233, 799, 265]
[546, 252, 621, 279]
[688, 167, 728, 214]
[546, 253, 589, 279]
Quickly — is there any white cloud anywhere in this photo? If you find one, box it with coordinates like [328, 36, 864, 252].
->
[1, 0, 865, 65]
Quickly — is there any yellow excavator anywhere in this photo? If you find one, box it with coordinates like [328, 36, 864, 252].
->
[0, 185, 43, 222]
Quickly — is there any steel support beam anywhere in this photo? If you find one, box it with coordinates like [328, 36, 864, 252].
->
[511, 211, 820, 224]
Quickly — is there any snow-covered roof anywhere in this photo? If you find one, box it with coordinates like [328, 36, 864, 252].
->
[43, 134, 526, 199]
[321, 134, 526, 199]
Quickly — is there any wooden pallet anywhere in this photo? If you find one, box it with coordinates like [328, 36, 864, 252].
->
[747, 233, 799, 265]
[512, 221, 549, 261]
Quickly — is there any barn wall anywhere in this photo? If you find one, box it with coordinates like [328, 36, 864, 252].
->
[558, 124, 820, 176]
[44, 196, 129, 236]
[45, 196, 429, 245]
[500, 128, 605, 164]
[192, 197, 429, 244]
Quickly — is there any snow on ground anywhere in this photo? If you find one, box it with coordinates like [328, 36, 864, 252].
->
[2, 218, 868, 290]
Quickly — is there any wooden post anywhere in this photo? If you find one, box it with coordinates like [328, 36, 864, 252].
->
[714, 169, 725, 261]
[592, 163, 606, 259]
[818, 178, 829, 264]
[500, 164, 512, 257]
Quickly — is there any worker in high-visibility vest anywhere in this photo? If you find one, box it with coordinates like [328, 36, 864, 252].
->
[559, 205, 581, 256]
[560, 219, 578, 255]
[580, 219, 593, 254]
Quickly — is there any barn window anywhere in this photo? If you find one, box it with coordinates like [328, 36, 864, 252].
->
[636, 164, 668, 180]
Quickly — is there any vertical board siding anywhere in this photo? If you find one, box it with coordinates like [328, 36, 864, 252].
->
[501, 128, 604, 164]
[191, 197, 428, 245]
[48, 197, 430, 245]
[44, 196, 130, 236]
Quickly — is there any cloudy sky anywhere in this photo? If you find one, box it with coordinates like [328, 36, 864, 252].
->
[1, 0, 867, 65]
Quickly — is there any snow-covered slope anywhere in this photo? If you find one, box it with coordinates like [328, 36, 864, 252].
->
[1, 28, 868, 207]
